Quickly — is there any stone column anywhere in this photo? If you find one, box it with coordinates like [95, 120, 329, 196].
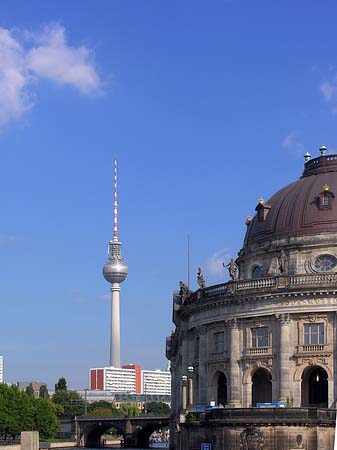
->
[227, 318, 241, 407]
[187, 370, 194, 409]
[277, 313, 291, 403]
[198, 326, 208, 404]
[181, 375, 187, 410]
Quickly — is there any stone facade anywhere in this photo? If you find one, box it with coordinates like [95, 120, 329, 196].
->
[167, 150, 337, 450]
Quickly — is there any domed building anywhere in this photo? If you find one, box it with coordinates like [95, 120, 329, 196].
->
[167, 147, 337, 450]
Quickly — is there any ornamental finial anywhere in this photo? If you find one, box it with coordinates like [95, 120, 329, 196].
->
[320, 145, 327, 156]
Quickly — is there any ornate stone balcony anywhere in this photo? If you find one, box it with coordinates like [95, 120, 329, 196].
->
[296, 344, 332, 356]
[243, 347, 272, 357]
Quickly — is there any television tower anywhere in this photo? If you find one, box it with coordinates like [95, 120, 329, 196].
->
[103, 157, 128, 367]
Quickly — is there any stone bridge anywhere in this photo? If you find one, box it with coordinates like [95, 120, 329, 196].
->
[75, 415, 170, 448]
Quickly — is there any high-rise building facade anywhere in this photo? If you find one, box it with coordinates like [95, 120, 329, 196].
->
[142, 369, 171, 396]
[89, 365, 171, 395]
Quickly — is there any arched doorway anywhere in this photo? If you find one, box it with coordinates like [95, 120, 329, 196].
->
[217, 372, 227, 406]
[301, 366, 328, 407]
[252, 368, 272, 406]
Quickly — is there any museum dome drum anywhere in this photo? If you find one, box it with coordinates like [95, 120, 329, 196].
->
[245, 150, 337, 246]
[238, 148, 337, 280]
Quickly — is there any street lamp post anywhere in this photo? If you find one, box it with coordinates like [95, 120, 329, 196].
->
[84, 389, 88, 416]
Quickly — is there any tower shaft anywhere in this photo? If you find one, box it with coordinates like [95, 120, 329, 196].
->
[110, 283, 121, 367]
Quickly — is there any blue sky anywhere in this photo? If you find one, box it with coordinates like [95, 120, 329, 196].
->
[1, 0, 337, 389]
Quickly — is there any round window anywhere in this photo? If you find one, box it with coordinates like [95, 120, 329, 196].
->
[252, 265, 264, 278]
[314, 254, 337, 272]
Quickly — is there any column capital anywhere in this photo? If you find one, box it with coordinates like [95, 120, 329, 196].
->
[276, 313, 290, 325]
[226, 318, 239, 330]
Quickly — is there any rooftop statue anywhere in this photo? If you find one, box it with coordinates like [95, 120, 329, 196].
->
[197, 267, 206, 289]
[179, 281, 190, 301]
[278, 249, 288, 275]
[224, 258, 239, 280]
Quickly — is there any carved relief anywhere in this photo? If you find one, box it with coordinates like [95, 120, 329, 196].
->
[240, 427, 264, 450]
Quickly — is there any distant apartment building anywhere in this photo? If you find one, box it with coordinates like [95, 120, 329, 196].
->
[90, 365, 141, 393]
[89, 364, 171, 396]
[0, 356, 3, 383]
[142, 369, 171, 396]
[16, 381, 47, 397]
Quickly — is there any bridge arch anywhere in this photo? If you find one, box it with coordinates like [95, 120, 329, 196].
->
[76, 415, 170, 448]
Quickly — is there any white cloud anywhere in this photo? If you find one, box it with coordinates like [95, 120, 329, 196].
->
[0, 23, 102, 129]
[27, 24, 102, 95]
[320, 80, 336, 102]
[282, 132, 304, 155]
[206, 248, 232, 276]
[0, 28, 32, 127]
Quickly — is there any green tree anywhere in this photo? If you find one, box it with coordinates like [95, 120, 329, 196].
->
[0, 384, 58, 440]
[33, 399, 59, 439]
[87, 400, 113, 412]
[52, 390, 84, 417]
[25, 384, 34, 397]
[55, 377, 67, 392]
[144, 402, 171, 415]
[118, 402, 141, 417]
[39, 385, 49, 399]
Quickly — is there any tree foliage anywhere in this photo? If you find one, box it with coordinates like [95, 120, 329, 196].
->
[52, 390, 84, 417]
[0, 384, 58, 440]
[54, 377, 67, 392]
[25, 384, 34, 397]
[118, 402, 141, 417]
[39, 385, 49, 400]
[144, 402, 171, 415]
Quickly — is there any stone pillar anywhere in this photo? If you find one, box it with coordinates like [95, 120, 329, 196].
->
[21, 432, 39, 450]
[277, 313, 291, 402]
[188, 373, 193, 408]
[198, 326, 208, 404]
[181, 376, 187, 410]
[227, 319, 241, 407]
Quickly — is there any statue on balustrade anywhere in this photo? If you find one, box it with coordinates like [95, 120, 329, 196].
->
[197, 267, 206, 289]
[179, 281, 190, 301]
[278, 249, 288, 275]
[224, 258, 239, 280]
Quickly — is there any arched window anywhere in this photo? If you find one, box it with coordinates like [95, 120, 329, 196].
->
[252, 265, 263, 279]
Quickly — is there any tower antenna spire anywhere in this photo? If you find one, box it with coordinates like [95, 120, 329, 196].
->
[113, 156, 118, 242]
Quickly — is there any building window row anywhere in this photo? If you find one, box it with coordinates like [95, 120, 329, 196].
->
[203, 322, 326, 352]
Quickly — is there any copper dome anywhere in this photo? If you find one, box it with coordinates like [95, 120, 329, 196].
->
[245, 154, 337, 245]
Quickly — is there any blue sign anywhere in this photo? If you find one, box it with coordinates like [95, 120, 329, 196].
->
[201, 444, 212, 450]
[256, 402, 286, 408]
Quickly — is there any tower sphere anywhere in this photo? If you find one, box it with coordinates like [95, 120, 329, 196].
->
[103, 258, 128, 284]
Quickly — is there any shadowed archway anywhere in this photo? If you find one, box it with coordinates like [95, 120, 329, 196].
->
[301, 366, 328, 408]
[252, 368, 272, 406]
[217, 372, 228, 406]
